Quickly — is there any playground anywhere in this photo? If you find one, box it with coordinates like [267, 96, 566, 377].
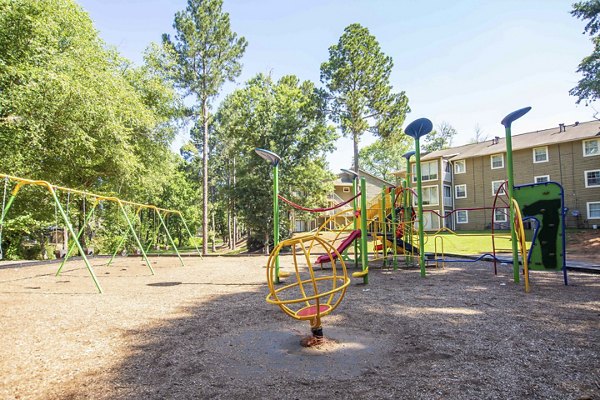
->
[0, 255, 598, 399]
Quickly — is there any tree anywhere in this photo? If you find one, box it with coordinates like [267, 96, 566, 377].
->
[213, 74, 336, 251]
[469, 123, 488, 143]
[0, 0, 187, 259]
[158, 0, 247, 255]
[571, 0, 600, 103]
[320, 23, 409, 173]
[358, 138, 411, 182]
[422, 121, 457, 153]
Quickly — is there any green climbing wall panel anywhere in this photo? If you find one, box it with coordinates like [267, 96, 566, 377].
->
[513, 182, 564, 271]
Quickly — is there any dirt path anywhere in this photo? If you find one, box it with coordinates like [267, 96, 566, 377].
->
[0, 255, 598, 399]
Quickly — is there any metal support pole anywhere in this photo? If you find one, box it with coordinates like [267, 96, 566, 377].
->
[119, 202, 155, 273]
[414, 137, 426, 277]
[390, 187, 398, 270]
[177, 212, 202, 257]
[48, 187, 102, 293]
[156, 211, 184, 267]
[404, 120, 433, 278]
[56, 201, 98, 276]
[501, 107, 531, 284]
[360, 177, 369, 284]
[273, 163, 280, 283]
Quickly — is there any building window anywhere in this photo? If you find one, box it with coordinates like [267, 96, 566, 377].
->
[534, 175, 550, 183]
[456, 210, 468, 224]
[494, 208, 508, 223]
[533, 146, 548, 163]
[490, 154, 504, 169]
[342, 187, 351, 193]
[583, 138, 599, 157]
[492, 180, 507, 196]
[443, 185, 452, 206]
[455, 184, 467, 199]
[588, 202, 600, 219]
[414, 185, 439, 206]
[585, 169, 600, 188]
[454, 160, 466, 174]
[412, 160, 438, 182]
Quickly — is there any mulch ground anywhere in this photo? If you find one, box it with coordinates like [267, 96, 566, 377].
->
[0, 254, 598, 399]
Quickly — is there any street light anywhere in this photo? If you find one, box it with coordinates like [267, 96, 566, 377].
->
[255, 148, 282, 283]
[500, 106, 532, 284]
[405, 118, 433, 277]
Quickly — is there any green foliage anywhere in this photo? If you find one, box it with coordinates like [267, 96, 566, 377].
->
[358, 138, 411, 182]
[320, 23, 409, 171]
[0, 0, 199, 259]
[571, 0, 600, 103]
[156, 0, 248, 254]
[213, 73, 337, 250]
[422, 121, 457, 153]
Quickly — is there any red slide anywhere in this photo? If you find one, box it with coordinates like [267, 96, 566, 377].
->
[315, 229, 362, 265]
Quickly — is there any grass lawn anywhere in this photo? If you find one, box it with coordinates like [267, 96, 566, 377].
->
[420, 230, 531, 256]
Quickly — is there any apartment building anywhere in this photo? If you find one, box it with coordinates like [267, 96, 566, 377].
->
[403, 120, 600, 231]
[293, 169, 393, 232]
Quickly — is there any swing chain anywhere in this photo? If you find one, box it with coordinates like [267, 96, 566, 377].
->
[0, 177, 8, 260]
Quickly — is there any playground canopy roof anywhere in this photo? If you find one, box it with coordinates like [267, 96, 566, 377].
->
[418, 119, 600, 162]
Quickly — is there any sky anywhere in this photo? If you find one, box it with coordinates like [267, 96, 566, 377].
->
[77, 0, 594, 172]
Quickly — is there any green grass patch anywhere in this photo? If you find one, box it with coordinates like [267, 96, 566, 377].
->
[421, 231, 531, 256]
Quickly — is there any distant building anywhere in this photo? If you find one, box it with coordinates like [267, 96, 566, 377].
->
[400, 120, 600, 231]
[293, 169, 394, 232]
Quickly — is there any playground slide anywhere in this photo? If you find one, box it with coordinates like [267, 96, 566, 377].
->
[395, 238, 419, 255]
[382, 234, 419, 255]
[315, 229, 362, 265]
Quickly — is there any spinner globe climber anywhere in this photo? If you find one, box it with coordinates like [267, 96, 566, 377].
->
[266, 234, 351, 346]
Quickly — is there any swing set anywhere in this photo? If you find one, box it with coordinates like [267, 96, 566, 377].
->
[0, 173, 201, 293]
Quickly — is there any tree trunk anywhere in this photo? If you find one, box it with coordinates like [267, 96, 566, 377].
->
[264, 231, 269, 255]
[211, 210, 216, 253]
[232, 156, 237, 250]
[227, 159, 233, 249]
[353, 130, 360, 173]
[202, 101, 209, 256]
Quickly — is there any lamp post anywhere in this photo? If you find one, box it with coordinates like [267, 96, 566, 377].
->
[500, 107, 531, 284]
[255, 148, 282, 283]
[405, 118, 433, 277]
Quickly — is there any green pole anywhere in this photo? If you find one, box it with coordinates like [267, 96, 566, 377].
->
[360, 177, 369, 284]
[0, 186, 20, 260]
[119, 203, 155, 273]
[49, 188, 102, 293]
[108, 233, 127, 267]
[501, 107, 531, 284]
[404, 119, 433, 278]
[0, 194, 18, 231]
[273, 162, 280, 284]
[156, 211, 184, 267]
[56, 201, 98, 276]
[177, 213, 202, 257]
[390, 187, 398, 270]
[255, 149, 282, 283]
[414, 137, 426, 277]
[403, 151, 415, 265]
[505, 126, 519, 283]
